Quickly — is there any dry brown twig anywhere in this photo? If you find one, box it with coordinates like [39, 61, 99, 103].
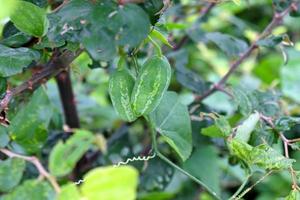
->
[194, 2, 299, 102]
[0, 148, 61, 193]
[260, 113, 300, 191]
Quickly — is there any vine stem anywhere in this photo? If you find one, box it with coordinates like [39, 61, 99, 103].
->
[147, 35, 163, 57]
[194, 2, 298, 102]
[228, 174, 252, 200]
[0, 148, 61, 193]
[234, 170, 273, 200]
[147, 119, 222, 200]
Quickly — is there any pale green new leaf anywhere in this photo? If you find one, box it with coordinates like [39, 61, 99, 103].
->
[0, 0, 18, 19]
[80, 166, 138, 200]
[49, 130, 94, 177]
[229, 139, 294, 170]
[285, 190, 300, 200]
[58, 184, 81, 200]
[149, 91, 192, 161]
[251, 144, 295, 170]
[201, 115, 231, 138]
[234, 112, 260, 143]
[149, 29, 173, 48]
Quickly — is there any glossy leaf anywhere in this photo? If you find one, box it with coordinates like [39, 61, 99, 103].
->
[49, 130, 94, 177]
[10, 1, 49, 37]
[0, 158, 25, 192]
[0, 44, 40, 77]
[149, 91, 192, 161]
[80, 166, 138, 200]
[8, 88, 53, 153]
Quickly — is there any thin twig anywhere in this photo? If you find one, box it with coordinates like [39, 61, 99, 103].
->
[194, 2, 297, 102]
[235, 171, 273, 200]
[229, 174, 252, 200]
[0, 148, 61, 193]
[259, 113, 300, 190]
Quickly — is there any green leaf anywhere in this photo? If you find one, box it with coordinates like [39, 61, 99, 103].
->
[115, 4, 150, 47]
[10, 0, 49, 37]
[183, 146, 221, 196]
[201, 115, 231, 138]
[275, 116, 300, 132]
[257, 35, 283, 47]
[80, 166, 138, 200]
[205, 32, 248, 57]
[139, 158, 174, 191]
[228, 139, 253, 164]
[0, 44, 40, 77]
[290, 4, 300, 17]
[272, 0, 292, 12]
[49, 130, 94, 177]
[58, 184, 81, 200]
[80, 24, 116, 61]
[149, 29, 173, 48]
[149, 91, 192, 161]
[0, 0, 18, 20]
[285, 190, 300, 200]
[281, 49, 300, 103]
[8, 88, 52, 153]
[0, 158, 25, 192]
[0, 127, 9, 148]
[229, 139, 295, 170]
[234, 112, 260, 143]
[232, 87, 280, 116]
[250, 144, 295, 170]
[1, 180, 55, 200]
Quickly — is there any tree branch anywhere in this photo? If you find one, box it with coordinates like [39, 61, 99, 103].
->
[55, 70, 80, 128]
[0, 49, 83, 113]
[0, 148, 61, 193]
[194, 2, 297, 102]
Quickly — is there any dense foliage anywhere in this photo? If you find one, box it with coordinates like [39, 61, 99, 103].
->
[1, 0, 300, 199]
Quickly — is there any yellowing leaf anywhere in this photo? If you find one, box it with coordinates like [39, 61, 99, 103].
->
[81, 166, 138, 200]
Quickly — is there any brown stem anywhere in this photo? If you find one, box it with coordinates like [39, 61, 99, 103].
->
[0, 49, 83, 113]
[0, 148, 61, 193]
[194, 2, 297, 102]
[260, 113, 300, 190]
[55, 70, 80, 128]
